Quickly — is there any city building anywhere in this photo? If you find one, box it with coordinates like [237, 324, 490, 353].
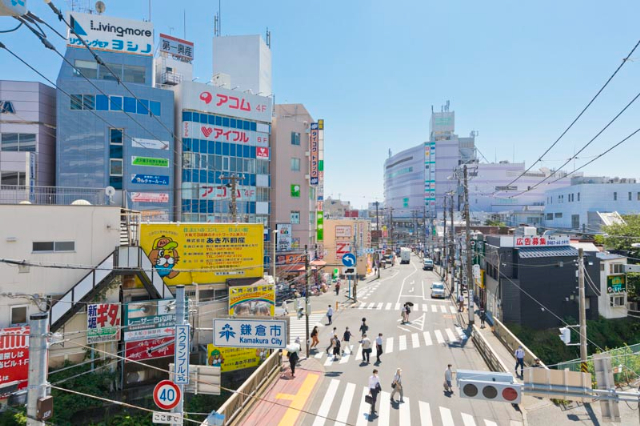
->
[212, 35, 272, 96]
[0, 81, 56, 193]
[324, 219, 372, 278]
[271, 104, 317, 252]
[324, 197, 352, 219]
[56, 12, 175, 218]
[544, 176, 640, 232]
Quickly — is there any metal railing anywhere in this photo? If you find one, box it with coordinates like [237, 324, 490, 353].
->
[204, 350, 282, 425]
[0, 185, 108, 205]
[471, 328, 508, 373]
[555, 344, 640, 386]
[491, 316, 542, 368]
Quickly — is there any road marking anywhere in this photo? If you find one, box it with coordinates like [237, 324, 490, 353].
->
[339, 351, 351, 364]
[440, 305, 447, 313]
[395, 303, 401, 310]
[422, 304, 428, 312]
[335, 382, 355, 426]
[456, 326, 466, 339]
[423, 331, 432, 346]
[486, 420, 500, 426]
[378, 391, 391, 426]
[508, 421, 522, 426]
[411, 333, 420, 348]
[462, 413, 477, 426]
[431, 305, 437, 312]
[399, 396, 411, 425]
[311, 379, 339, 426]
[386, 337, 394, 353]
[355, 343, 363, 360]
[445, 328, 457, 342]
[314, 352, 323, 359]
[434, 330, 445, 344]
[412, 304, 419, 312]
[276, 373, 320, 426]
[450, 306, 457, 314]
[419, 401, 432, 426]
[399, 335, 407, 351]
[398, 327, 411, 332]
[356, 387, 370, 426]
[396, 261, 418, 303]
[358, 303, 366, 310]
[409, 287, 415, 293]
[377, 303, 383, 310]
[368, 303, 376, 309]
[386, 303, 392, 310]
[440, 406, 455, 426]
[324, 355, 334, 367]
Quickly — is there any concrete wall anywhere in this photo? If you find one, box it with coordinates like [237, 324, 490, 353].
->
[212, 35, 272, 96]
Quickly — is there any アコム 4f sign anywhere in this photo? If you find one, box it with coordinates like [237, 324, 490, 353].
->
[153, 380, 182, 410]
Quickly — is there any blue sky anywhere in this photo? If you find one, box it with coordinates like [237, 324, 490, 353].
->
[2, 1, 639, 208]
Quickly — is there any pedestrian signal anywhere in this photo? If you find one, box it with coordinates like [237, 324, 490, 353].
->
[559, 327, 571, 344]
[458, 379, 522, 403]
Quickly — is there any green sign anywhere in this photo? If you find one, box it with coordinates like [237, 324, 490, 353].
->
[131, 156, 169, 168]
[403, 198, 409, 208]
[607, 275, 626, 293]
[291, 184, 301, 198]
[317, 211, 324, 241]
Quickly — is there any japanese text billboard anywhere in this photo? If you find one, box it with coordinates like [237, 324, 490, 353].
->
[159, 33, 194, 62]
[123, 299, 177, 342]
[310, 124, 319, 185]
[206, 344, 266, 373]
[515, 236, 570, 247]
[125, 337, 174, 362]
[140, 223, 264, 285]
[67, 12, 153, 56]
[179, 81, 272, 123]
[276, 224, 292, 252]
[199, 185, 256, 202]
[87, 304, 121, 344]
[229, 284, 275, 316]
[188, 123, 269, 147]
[213, 318, 286, 348]
[607, 275, 627, 294]
[0, 326, 29, 398]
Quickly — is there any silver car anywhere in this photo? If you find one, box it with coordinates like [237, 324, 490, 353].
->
[431, 282, 445, 299]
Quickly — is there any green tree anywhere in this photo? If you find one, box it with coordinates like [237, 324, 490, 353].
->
[484, 219, 507, 227]
[602, 214, 640, 252]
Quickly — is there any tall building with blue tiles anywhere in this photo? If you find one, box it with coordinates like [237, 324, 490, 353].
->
[56, 12, 175, 218]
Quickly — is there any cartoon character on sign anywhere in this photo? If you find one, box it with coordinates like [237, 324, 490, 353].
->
[148, 236, 180, 279]
[208, 349, 224, 367]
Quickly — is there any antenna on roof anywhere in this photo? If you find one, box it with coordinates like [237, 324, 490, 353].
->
[266, 27, 271, 48]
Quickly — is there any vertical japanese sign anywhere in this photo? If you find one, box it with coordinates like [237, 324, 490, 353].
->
[310, 123, 319, 185]
[424, 142, 436, 211]
[174, 325, 190, 385]
[317, 211, 324, 241]
[0, 326, 29, 398]
[276, 224, 292, 252]
[87, 304, 121, 344]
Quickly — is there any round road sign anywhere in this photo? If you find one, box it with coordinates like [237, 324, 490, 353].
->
[153, 380, 181, 411]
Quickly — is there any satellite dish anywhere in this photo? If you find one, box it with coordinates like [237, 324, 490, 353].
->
[71, 200, 92, 205]
[95, 1, 106, 14]
[105, 186, 116, 197]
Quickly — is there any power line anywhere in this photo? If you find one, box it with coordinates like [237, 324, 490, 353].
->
[499, 38, 640, 192]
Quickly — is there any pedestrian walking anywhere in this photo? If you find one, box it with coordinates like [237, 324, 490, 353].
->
[332, 335, 341, 360]
[368, 369, 381, 415]
[375, 333, 383, 363]
[361, 334, 372, 363]
[390, 368, 404, 403]
[343, 327, 352, 355]
[458, 294, 464, 312]
[515, 345, 526, 376]
[288, 350, 299, 378]
[444, 364, 453, 393]
[326, 305, 334, 325]
[400, 305, 407, 324]
[310, 326, 319, 349]
[479, 308, 486, 328]
[402, 303, 411, 324]
[359, 317, 369, 339]
[335, 280, 341, 295]
[326, 333, 336, 355]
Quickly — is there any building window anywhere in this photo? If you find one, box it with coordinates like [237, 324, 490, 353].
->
[256, 160, 270, 174]
[291, 132, 300, 146]
[32, 241, 75, 252]
[70, 94, 82, 110]
[610, 296, 625, 307]
[110, 96, 123, 111]
[70, 94, 95, 111]
[110, 128, 123, 145]
[572, 214, 580, 229]
[73, 60, 98, 79]
[554, 212, 562, 218]
[546, 213, 553, 220]
[630, 192, 633, 201]
[290, 157, 301, 171]
[1, 172, 26, 186]
[610, 263, 624, 274]
[1, 133, 35, 152]
[110, 159, 123, 176]
[256, 188, 269, 202]
[10, 305, 28, 325]
[600, 263, 604, 272]
[100, 62, 122, 81]
[290, 211, 300, 224]
[123, 65, 146, 84]
[614, 192, 617, 201]
[577, 192, 580, 201]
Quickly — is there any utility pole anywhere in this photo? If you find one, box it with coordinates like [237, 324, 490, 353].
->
[389, 208, 394, 251]
[221, 174, 245, 222]
[353, 228, 359, 303]
[578, 248, 588, 373]
[464, 166, 474, 325]
[172, 285, 186, 424]
[375, 202, 380, 279]
[271, 230, 277, 285]
[27, 312, 48, 426]
[450, 193, 456, 297]
[304, 245, 310, 358]
[443, 196, 448, 281]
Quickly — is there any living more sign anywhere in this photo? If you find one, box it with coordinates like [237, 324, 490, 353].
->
[607, 275, 626, 294]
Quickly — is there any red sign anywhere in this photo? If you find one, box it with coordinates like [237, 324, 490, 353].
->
[153, 380, 182, 410]
[276, 254, 305, 265]
[256, 147, 270, 159]
[0, 326, 29, 398]
[125, 337, 174, 362]
[336, 242, 351, 260]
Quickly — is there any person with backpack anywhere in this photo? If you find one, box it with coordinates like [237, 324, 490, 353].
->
[332, 334, 341, 360]
[402, 303, 411, 324]
[359, 318, 369, 339]
[343, 327, 352, 355]
[288, 349, 299, 378]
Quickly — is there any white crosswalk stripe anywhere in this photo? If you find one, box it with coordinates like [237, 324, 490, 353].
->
[462, 412, 477, 426]
[509, 421, 523, 426]
[377, 302, 383, 310]
[386, 337, 394, 354]
[378, 391, 391, 426]
[399, 335, 407, 351]
[435, 329, 445, 344]
[355, 387, 370, 426]
[312, 378, 339, 426]
[422, 303, 428, 312]
[456, 326, 466, 339]
[450, 306, 457, 313]
[289, 313, 325, 344]
[386, 302, 392, 310]
[431, 305, 437, 312]
[339, 351, 351, 364]
[355, 343, 363, 360]
[412, 304, 419, 312]
[395, 303, 401, 310]
[411, 333, 420, 348]
[445, 328, 457, 342]
[440, 406, 455, 426]
[419, 401, 432, 426]
[368, 302, 376, 309]
[335, 382, 355, 425]
[399, 396, 411, 425]
[486, 420, 499, 426]
[423, 331, 432, 346]
[440, 305, 447, 313]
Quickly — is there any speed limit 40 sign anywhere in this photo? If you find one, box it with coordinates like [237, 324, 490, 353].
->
[153, 380, 182, 410]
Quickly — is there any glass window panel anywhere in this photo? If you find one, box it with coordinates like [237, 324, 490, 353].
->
[11, 306, 27, 324]
[96, 95, 109, 110]
[54, 241, 75, 251]
[109, 96, 123, 111]
[291, 157, 300, 171]
[123, 65, 146, 84]
[110, 128, 123, 144]
[223, 157, 229, 171]
[222, 117, 230, 127]
[230, 118, 237, 129]
[230, 158, 237, 172]
[137, 99, 149, 115]
[182, 111, 192, 122]
[124, 97, 137, 113]
[32, 242, 54, 252]
[214, 156, 222, 170]
[82, 95, 95, 110]
[1, 171, 25, 185]
[201, 154, 208, 169]
[110, 159, 123, 176]
[110, 176, 122, 189]
[109, 144, 123, 158]
[73, 60, 98, 79]
[215, 116, 222, 126]
[70, 94, 82, 110]
[1, 133, 19, 151]
[200, 114, 207, 124]
[100, 63, 121, 81]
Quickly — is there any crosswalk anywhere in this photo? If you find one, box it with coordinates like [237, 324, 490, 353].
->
[289, 313, 327, 344]
[312, 327, 467, 366]
[354, 301, 458, 314]
[309, 378, 523, 426]
[356, 283, 381, 300]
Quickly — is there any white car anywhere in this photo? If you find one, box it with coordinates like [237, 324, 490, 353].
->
[431, 282, 446, 299]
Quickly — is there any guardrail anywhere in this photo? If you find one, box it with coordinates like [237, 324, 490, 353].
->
[206, 349, 282, 425]
[471, 327, 508, 372]
[491, 316, 544, 368]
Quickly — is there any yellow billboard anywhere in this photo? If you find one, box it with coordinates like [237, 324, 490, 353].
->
[206, 344, 267, 372]
[229, 284, 275, 316]
[140, 223, 264, 285]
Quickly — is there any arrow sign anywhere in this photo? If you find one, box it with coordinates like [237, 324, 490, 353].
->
[342, 253, 356, 267]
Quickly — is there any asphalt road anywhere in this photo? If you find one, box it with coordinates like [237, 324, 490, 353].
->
[297, 253, 525, 426]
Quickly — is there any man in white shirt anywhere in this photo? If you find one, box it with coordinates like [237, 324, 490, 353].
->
[361, 334, 372, 364]
[375, 333, 384, 363]
[515, 345, 526, 376]
[368, 369, 381, 415]
[444, 364, 453, 393]
[326, 305, 333, 325]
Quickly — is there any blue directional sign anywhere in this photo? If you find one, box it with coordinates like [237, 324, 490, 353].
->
[342, 253, 356, 267]
[131, 174, 169, 185]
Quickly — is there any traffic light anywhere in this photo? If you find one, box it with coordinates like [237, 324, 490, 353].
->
[458, 379, 522, 404]
[559, 327, 571, 344]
